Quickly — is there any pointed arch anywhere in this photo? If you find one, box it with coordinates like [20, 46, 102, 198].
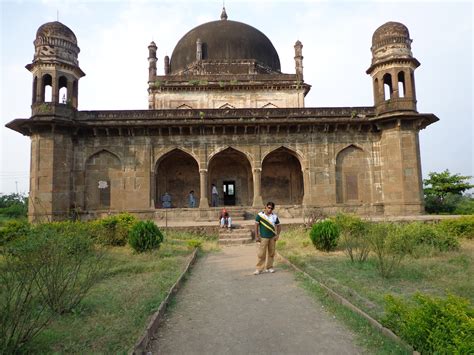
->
[261, 145, 304, 165]
[58, 75, 68, 104]
[261, 146, 303, 205]
[177, 103, 193, 109]
[42, 74, 53, 102]
[262, 102, 278, 108]
[218, 103, 235, 109]
[383, 73, 393, 100]
[397, 71, 406, 98]
[155, 148, 200, 208]
[208, 147, 253, 206]
[335, 145, 371, 204]
[208, 146, 253, 168]
[84, 150, 122, 210]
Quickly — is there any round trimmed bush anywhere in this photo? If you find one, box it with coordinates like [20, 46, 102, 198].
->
[309, 219, 340, 252]
[128, 221, 163, 253]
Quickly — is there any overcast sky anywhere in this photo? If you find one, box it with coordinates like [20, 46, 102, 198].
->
[1, 0, 472, 194]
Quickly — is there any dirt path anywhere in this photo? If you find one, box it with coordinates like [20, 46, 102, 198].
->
[148, 244, 362, 354]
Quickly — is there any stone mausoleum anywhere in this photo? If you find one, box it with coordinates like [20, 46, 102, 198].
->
[7, 8, 438, 222]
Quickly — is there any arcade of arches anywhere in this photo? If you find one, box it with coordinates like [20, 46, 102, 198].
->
[154, 147, 304, 208]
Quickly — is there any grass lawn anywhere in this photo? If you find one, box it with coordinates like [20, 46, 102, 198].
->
[278, 226, 474, 321]
[22, 230, 219, 353]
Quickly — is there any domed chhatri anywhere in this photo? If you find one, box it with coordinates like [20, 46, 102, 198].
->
[36, 21, 78, 44]
[372, 21, 410, 48]
[170, 19, 281, 74]
[370, 21, 414, 66]
[33, 21, 80, 66]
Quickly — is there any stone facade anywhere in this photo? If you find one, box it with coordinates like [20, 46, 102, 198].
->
[6, 13, 438, 222]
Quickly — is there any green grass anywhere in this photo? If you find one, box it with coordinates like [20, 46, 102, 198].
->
[277, 226, 473, 350]
[293, 269, 410, 354]
[19, 230, 219, 353]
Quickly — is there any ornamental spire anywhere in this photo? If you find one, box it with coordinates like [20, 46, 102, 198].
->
[220, 7, 228, 20]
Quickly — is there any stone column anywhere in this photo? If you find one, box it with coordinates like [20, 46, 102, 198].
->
[252, 168, 263, 207]
[302, 168, 311, 206]
[199, 169, 209, 207]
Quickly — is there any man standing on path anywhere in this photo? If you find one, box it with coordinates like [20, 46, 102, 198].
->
[254, 201, 281, 275]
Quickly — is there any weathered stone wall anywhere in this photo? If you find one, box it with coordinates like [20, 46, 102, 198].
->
[152, 88, 304, 109]
[28, 132, 73, 222]
[26, 116, 425, 220]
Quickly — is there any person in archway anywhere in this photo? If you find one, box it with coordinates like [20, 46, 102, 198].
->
[254, 201, 281, 274]
[161, 192, 172, 208]
[211, 183, 219, 207]
[188, 190, 196, 208]
[219, 208, 232, 229]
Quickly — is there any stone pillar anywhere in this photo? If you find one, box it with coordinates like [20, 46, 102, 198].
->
[148, 41, 157, 83]
[196, 38, 202, 61]
[302, 168, 311, 206]
[252, 168, 263, 207]
[52, 72, 58, 103]
[294, 40, 304, 79]
[199, 169, 209, 207]
[391, 69, 400, 99]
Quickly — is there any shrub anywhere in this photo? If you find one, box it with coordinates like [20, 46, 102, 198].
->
[7, 223, 106, 314]
[383, 293, 474, 354]
[186, 239, 202, 249]
[92, 213, 138, 246]
[367, 222, 412, 278]
[438, 216, 474, 239]
[309, 219, 339, 252]
[128, 221, 164, 253]
[0, 193, 28, 218]
[0, 219, 30, 246]
[333, 214, 370, 262]
[0, 254, 52, 353]
[454, 196, 474, 215]
[399, 222, 459, 254]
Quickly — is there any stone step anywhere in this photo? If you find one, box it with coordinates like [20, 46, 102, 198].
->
[220, 232, 252, 239]
[219, 237, 254, 245]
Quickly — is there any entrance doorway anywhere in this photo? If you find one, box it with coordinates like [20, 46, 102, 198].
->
[223, 181, 236, 205]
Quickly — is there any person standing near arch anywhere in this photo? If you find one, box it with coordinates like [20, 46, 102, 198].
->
[211, 183, 219, 207]
[254, 201, 281, 274]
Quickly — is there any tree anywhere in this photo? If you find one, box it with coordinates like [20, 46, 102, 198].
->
[0, 193, 28, 218]
[423, 170, 473, 214]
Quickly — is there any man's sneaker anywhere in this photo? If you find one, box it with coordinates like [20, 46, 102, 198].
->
[253, 269, 263, 275]
[266, 268, 275, 273]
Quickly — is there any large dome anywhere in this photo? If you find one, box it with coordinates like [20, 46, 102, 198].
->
[170, 19, 281, 74]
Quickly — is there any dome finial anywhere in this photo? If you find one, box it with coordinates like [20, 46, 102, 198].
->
[220, 6, 228, 20]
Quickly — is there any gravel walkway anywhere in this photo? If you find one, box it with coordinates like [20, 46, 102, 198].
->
[148, 244, 362, 355]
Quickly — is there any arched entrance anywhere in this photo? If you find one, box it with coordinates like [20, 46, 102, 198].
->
[208, 148, 253, 206]
[155, 149, 199, 208]
[262, 147, 303, 205]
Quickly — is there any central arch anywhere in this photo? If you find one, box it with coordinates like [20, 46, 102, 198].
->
[262, 147, 303, 205]
[155, 149, 199, 208]
[208, 147, 253, 206]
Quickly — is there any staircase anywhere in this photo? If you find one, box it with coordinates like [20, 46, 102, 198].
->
[218, 224, 253, 245]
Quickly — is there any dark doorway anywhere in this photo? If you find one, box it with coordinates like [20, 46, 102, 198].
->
[223, 181, 236, 205]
